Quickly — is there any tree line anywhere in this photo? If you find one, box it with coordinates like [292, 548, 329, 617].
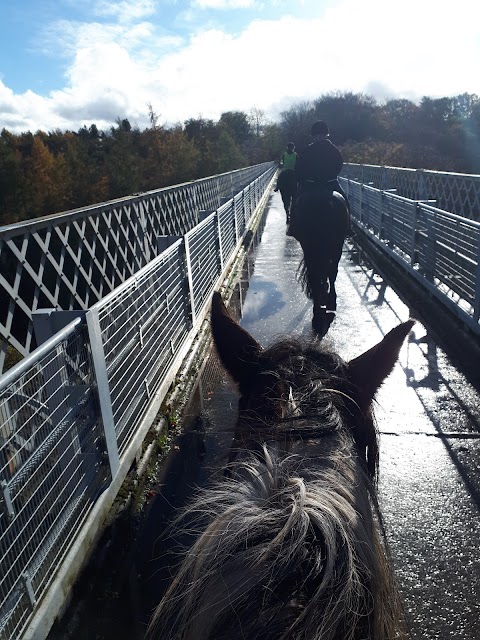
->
[2, 92, 480, 226]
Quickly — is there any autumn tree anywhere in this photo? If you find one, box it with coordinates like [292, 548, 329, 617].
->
[25, 135, 57, 216]
[103, 120, 142, 197]
[219, 111, 251, 150]
[0, 129, 25, 223]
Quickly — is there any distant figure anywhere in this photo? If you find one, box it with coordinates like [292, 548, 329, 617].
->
[275, 142, 298, 222]
[280, 141, 298, 171]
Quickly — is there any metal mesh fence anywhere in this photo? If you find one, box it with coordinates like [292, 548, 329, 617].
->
[96, 242, 190, 454]
[341, 177, 480, 331]
[0, 322, 108, 640]
[0, 163, 276, 638]
[341, 163, 480, 221]
[0, 163, 275, 374]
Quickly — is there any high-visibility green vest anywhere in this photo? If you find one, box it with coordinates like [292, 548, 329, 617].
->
[282, 151, 297, 171]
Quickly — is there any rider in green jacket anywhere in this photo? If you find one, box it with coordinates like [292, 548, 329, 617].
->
[280, 142, 298, 171]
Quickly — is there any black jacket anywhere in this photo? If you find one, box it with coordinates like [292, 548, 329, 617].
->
[295, 139, 343, 185]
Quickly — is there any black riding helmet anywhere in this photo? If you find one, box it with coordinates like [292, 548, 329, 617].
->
[311, 121, 329, 136]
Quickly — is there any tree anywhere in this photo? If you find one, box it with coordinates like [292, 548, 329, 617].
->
[26, 135, 56, 216]
[104, 120, 141, 197]
[313, 92, 380, 144]
[219, 111, 251, 148]
[279, 101, 316, 151]
[0, 130, 25, 222]
[184, 118, 218, 176]
[382, 99, 419, 142]
[159, 127, 200, 184]
[214, 129, 247, 171]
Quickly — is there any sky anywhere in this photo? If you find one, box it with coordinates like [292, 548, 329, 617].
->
[1, 0, 480, 134]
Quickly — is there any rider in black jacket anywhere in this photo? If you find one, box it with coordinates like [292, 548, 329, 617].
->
[288, 120, 350, 237]
[295, 120, 347, 201]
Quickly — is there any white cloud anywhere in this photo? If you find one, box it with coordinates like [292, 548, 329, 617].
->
[94, 0, 157, 21]
[193, 0, 256, 8]
[40, 19, 162, 58]
[2, 0, 480, 133]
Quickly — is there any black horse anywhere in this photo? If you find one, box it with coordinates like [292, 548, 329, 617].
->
[146, 292, 412, 640]
[290, 186, 349, 337]
[276, 169, 297, 222]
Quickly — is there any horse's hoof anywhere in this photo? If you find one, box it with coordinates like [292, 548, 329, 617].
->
[312, 307, 336, 337]
[312, 317, 327, 337]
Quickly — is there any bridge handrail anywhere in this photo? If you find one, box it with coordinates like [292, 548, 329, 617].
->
[0, 164, 276, 640]
[341, 163, 480, 222]
[340, 177, 480, 333]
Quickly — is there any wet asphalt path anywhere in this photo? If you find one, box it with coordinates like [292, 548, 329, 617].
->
[225, 191, 480, 640]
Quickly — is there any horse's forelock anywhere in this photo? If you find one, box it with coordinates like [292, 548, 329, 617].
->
[241, 338, 360, 438]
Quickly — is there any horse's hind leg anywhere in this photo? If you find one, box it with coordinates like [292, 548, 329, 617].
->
[327, 274, 337, 312]
[280, 191, 290, 220]
[311, 277, 329, 334]
[286, 195, 293, 223]
[326, 243, 343, 312]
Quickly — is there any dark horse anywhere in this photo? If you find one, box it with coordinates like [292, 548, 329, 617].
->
[291, 186, 349, 337]
[146, 292, 412, 640]
[277, 169, 297, 222]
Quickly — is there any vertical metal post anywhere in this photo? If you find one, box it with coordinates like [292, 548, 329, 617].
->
[85, 308, 120, 478]
[32, 309, 87, 492]
[216, 210, 225, 271]
[425, 209, 436, 282]
[474, 234, 480, 321]
[417, 169, 427, 200]
[359, 184, 364, 226]
[410, 203, 418, 266]
[33, 309, 85, 346]
[379, 191, 385, 240]
[233, 195, 240, 243]
[192, 183, 199, 225]
[183, 235, 197, 325]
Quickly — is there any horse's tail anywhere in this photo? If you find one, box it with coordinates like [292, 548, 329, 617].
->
[146, 446, 406, 640]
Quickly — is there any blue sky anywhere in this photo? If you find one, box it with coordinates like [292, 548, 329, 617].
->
[1, 0, 480, 133]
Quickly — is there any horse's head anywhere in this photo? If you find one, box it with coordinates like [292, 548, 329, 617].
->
[146, 295, 413, 640]
[211, 291, 414, 476]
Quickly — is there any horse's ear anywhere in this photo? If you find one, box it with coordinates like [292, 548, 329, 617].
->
[211, 292, 262, 392]
[348, 320, 414, 411]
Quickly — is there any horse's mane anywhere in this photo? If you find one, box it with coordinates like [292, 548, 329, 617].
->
[146, 338, 406, 640]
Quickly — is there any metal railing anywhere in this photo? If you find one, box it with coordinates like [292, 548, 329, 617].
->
[340, 177, 480, 334]
[0, 319, 108, 640]
[341, 163, 480, 222]
[0, 164, 276, 640]
[0, 163, 275, 375]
